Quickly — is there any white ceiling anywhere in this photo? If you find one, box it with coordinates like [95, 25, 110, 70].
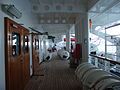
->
[37, 13, 79, 24]
[28, 0, 99, 36]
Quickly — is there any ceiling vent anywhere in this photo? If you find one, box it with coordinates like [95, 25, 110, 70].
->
[1, 4, 22, 19]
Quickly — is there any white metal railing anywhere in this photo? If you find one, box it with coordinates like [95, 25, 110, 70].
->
[89, 54, 120, 74]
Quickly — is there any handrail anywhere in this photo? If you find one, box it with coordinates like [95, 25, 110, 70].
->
[90, 54, 120, 65]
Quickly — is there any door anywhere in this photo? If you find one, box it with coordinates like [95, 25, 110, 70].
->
[32, 34, 40, 75]
[5, 17, 30, 90]
[22, 27, 30, 87]
[5, 17, 23, 90]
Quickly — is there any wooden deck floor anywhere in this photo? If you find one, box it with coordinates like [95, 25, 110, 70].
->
[24, 53, 83, 90]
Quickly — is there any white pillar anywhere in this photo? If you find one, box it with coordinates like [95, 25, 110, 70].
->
[66, 29, 70, 52]
[29, 30, 33, 76]
[75, 13, 89, 63]
[42, 35, 47, 60]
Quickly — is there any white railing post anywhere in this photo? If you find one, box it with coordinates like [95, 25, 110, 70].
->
[89, 56, 91, 63]
[95, 58, 98, 67]
[105, 61, 110, 72]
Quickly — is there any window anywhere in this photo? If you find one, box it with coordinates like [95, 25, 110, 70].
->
[23, 35, 29, 53]
[35, 39, 39, 50]
[12, 32, 21, 56]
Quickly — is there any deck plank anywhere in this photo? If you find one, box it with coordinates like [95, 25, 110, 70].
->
[24, 53, 83, 90]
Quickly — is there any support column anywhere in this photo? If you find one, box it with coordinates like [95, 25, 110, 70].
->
[66, 29, 70, 52]
[82, 13, 89, 63]
[29, 30, 33, 75]
[75, 13, 89, 64]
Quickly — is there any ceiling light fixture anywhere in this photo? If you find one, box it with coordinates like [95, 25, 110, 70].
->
[55, 19, 59, 23]
[47, 20, 51, 23]
[1, 4, 22, 19]
[62, 19, 66, 23]
[40, 20, 44, 23]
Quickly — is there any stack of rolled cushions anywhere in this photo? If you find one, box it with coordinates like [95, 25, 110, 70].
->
[75, 62, 120, 90]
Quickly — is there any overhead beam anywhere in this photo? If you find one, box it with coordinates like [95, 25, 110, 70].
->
[29, 27, 42, 34]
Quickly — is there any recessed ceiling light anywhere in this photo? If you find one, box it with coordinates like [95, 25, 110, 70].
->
[40, 20, 44, 23]
[62, 19, 66, 23]
[47, 20, 51, 23]
[55, 19, 59, 23]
